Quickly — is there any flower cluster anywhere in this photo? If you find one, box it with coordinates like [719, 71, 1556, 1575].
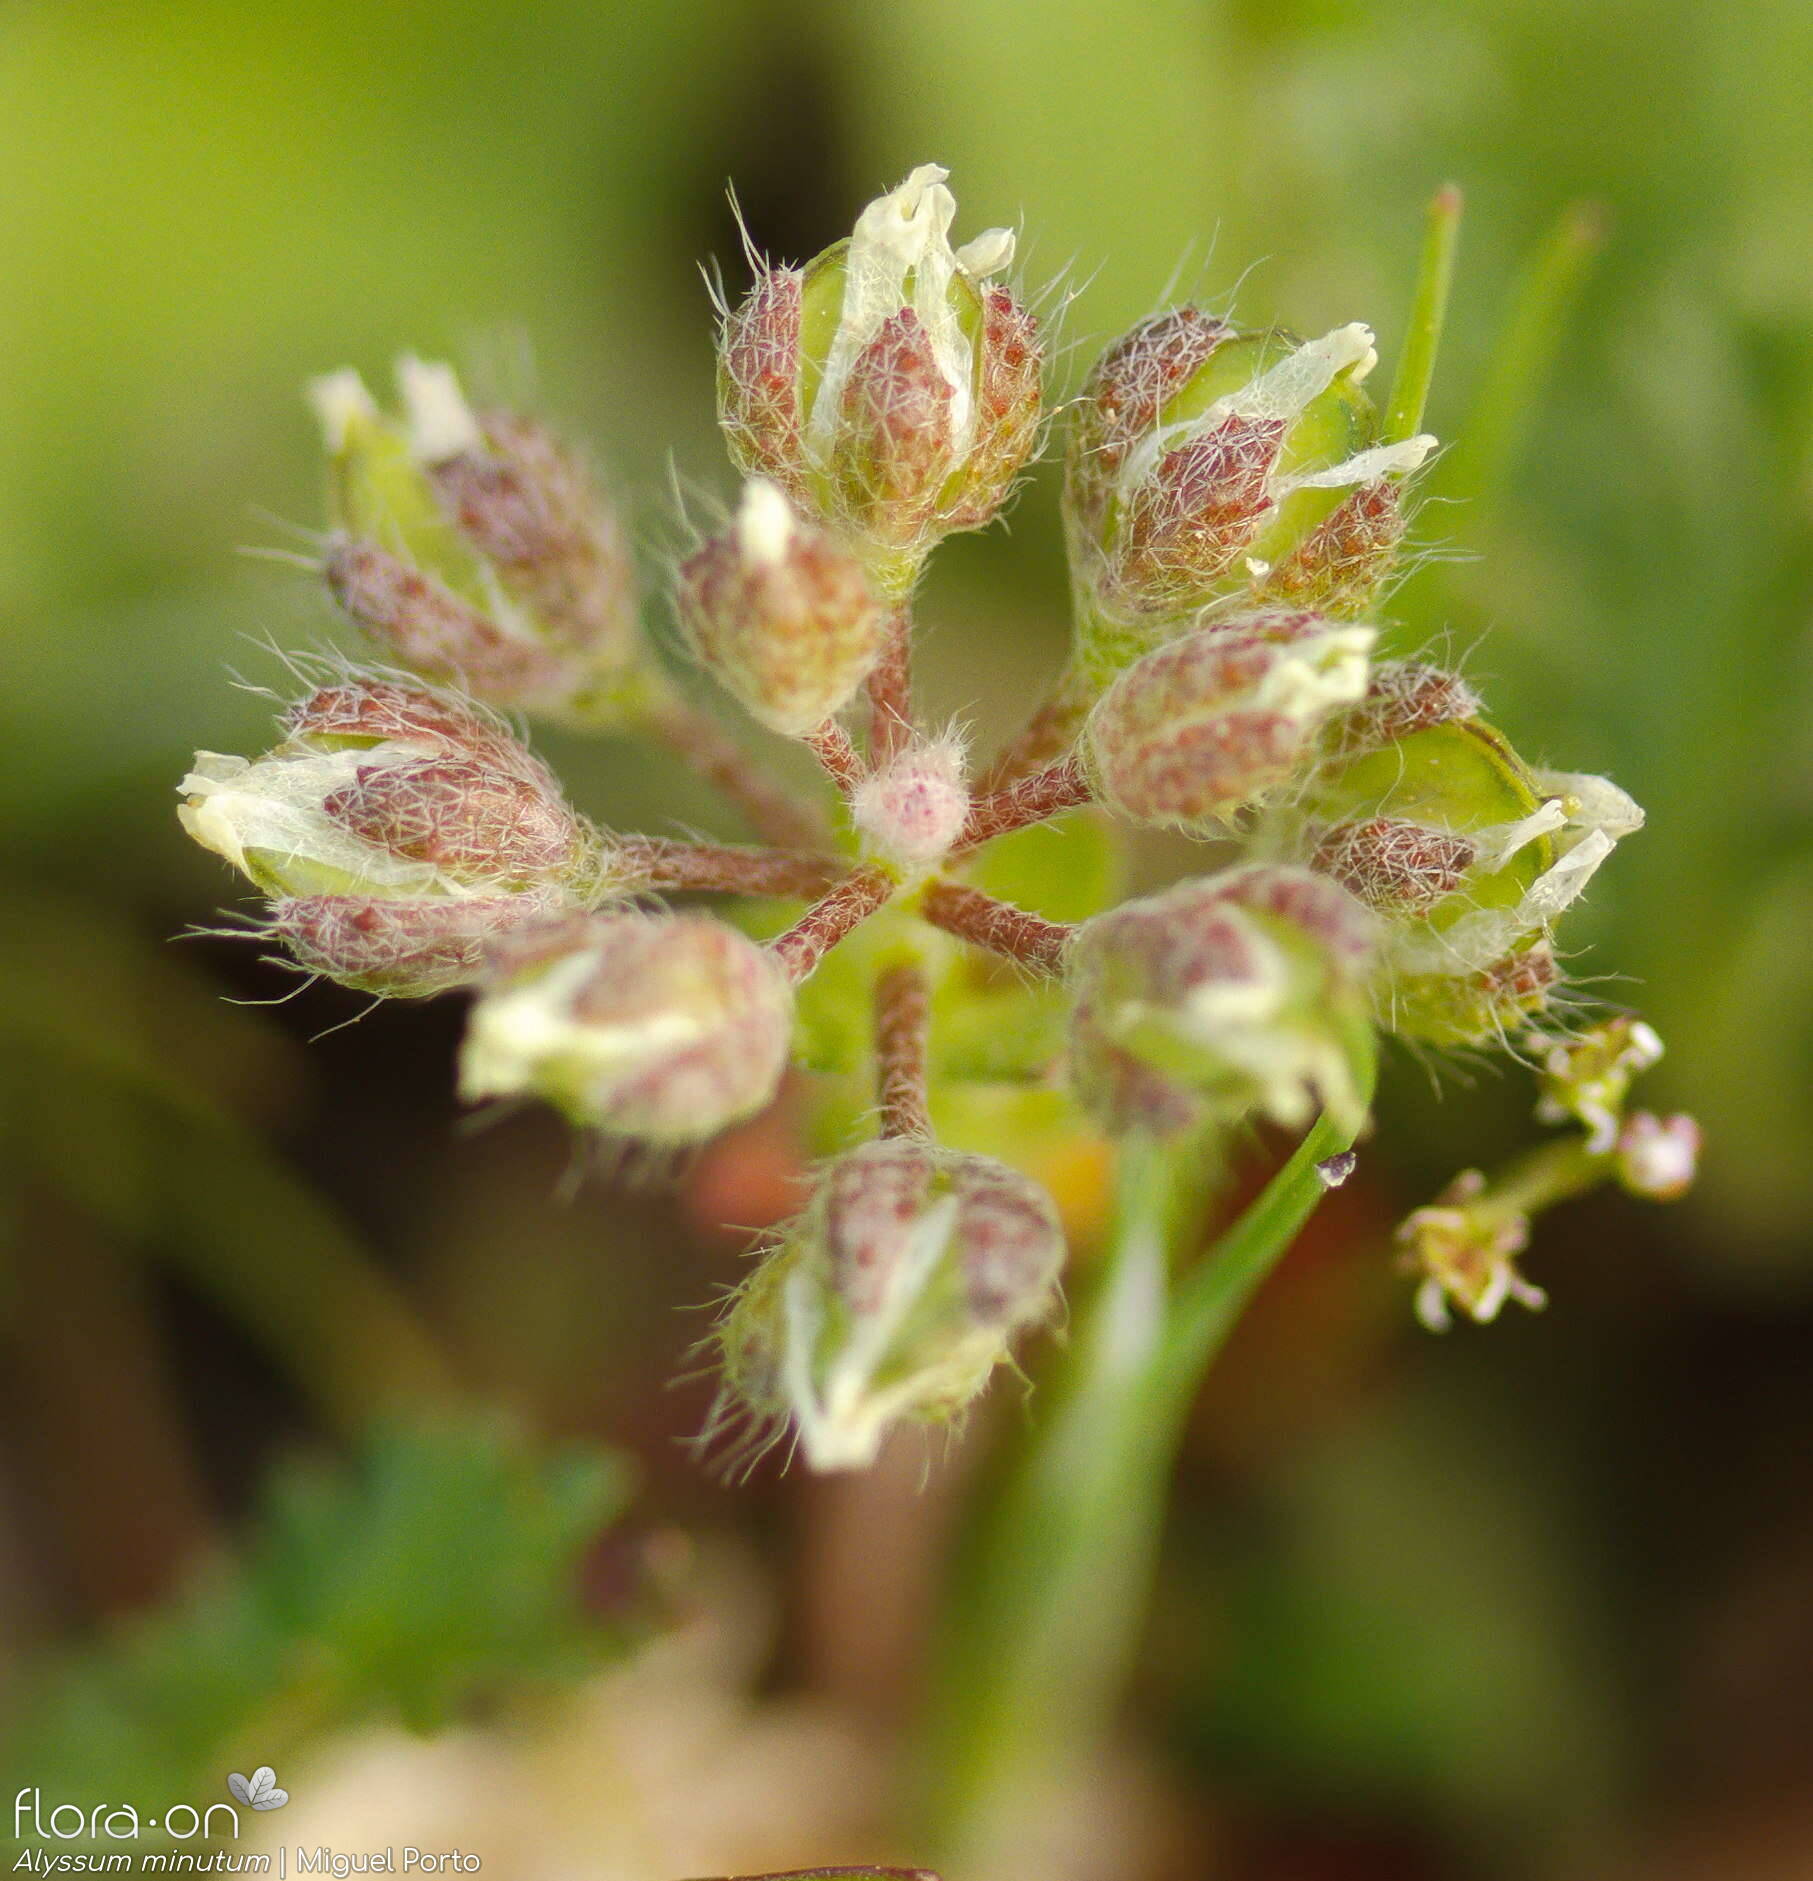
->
[179, 166, 1697, 1469]
[1398, 1014, 1700, 1329]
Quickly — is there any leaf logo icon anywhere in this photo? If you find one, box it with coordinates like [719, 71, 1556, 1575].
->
[227, 1768, 290, 1811]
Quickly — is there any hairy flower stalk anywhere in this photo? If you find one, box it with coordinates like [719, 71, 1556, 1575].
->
[919, 880, 1073, 974]
[874, 959, 934, 1140]
[769, 868, 897, 983]
[609, 835, 848, 900]
[953, 755, 1093, 852]
[178, 173, 1700, 1873]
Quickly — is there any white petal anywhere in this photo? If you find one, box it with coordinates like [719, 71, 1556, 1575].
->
[1522, 827, 1615, 922]
[1391, 828, 1617, 976]
[1227, 323, 1377, 425]
[396, 355, 483, 464]
[807, 166, 1009, 469]
[734, 477, 796, 567]
[1123, 324, 1392, 493]
[1415, 1277, 1453, 1332]
[955, 226, 1016, 278]
[1470, 799, 1569, 871]
[459, 952, 706, 1103]
[306, 369, 377, 452]
[1535, 769, 1646, 840]
[1279, 433, 1437, 493]
[1253, 626, 1375, 721]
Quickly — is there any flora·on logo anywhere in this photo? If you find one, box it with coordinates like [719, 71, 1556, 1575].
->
[226, 1770, 289, 1813]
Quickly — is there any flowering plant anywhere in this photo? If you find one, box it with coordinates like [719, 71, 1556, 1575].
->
[178, 166, 1697, 1864]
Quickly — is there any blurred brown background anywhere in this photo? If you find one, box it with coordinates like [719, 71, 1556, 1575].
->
[2, 1, 1810, 1877]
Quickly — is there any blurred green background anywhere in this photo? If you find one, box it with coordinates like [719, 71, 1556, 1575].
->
[2, 1, 1811, 1877]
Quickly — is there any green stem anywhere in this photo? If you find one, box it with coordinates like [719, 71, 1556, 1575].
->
[1434, 200, 1606, 506]
[1467, 1133, 1607, 1223]
[918, 1041, 1377, 1864]
[1155, 1098, 1371, 1421]
[1384, 184, 1464, 446]
[919, 1134, 1184, 1854]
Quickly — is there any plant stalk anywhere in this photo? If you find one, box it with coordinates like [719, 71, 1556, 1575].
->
[918, 1038, 1377, 1863]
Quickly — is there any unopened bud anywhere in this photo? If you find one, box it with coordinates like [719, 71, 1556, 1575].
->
[1535, 1014, 1665, 1152]
[1068, 864, 1376, 1138]
[459, 910, 793, 1144]
[178, 677, 600, 997]
[1066, 314, 1433, 659]
[323, 540, 575, 710]
[1328, 659, 1482, 756]
[1083, 612, 1373, 832]
[852, 736, 969, 868]
[271, 891, 563, 999]
[718, 164, 1041, 591]
[1614, 1111, 1701, 1201]
[676, 478, 889, 735]
[310, 360, 641, 719]
[1260, 478, 1407, 615]
[712, 1139, 1064, 1471]
[1397, 1170, 1542, 1332]
[1311, 816, 1479, 917]
[1391, 943, 1561, 1049]
[1293, 689, 1643, 1045]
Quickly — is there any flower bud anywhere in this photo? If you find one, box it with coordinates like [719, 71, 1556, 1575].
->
[1327, 658, 1482, 756]
[309, 359, 641, 719]
[1290, 677, 1644, 1046]
[1082, 611, 1373, 832]
[459, 910, 793, 1144]
[1534, 1014, 1665, 1152]
[269, 893, 564, 999]
[852, 736, 969, 868]
[1068, 864, 1376, 1139]
[1065, 313, 1433, 657]
[1311, 817, 1480, 917]
[1397, 1171, 1542, 1332]
[717, 164, 1041, 591]
[712, 1139, 1064, 1471]
[178, 677, 600, 997]
[1614, 1111, 1701, 1201]
[676, 478, 889, 735]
